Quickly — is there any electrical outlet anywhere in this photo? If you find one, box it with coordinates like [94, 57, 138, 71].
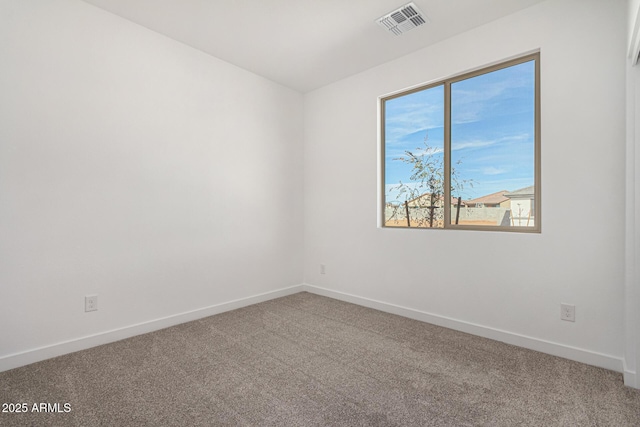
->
[85, 295, 98, 312]
[320, 264, 326, 275]
[560, 303, 575, 322]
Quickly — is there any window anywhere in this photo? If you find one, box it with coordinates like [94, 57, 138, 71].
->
[381, 53, 540, 232]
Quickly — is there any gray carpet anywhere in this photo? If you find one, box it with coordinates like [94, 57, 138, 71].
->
[1, 292, 639, 426]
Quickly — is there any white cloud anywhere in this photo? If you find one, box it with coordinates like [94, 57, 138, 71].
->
[385, 106, 443, 145]
[482, 166, 507, 175]
[452, 133, 529, 152]
[384, 87, 444, 145]
[451, 139, 496, 151]
[451, 66, 533, 124]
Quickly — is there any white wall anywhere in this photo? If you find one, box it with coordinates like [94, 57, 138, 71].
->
[0, 0, 304, 369]
[304, 0, 627, 371]
[625, 56, 640, 388]
[625, 0, 640, 389]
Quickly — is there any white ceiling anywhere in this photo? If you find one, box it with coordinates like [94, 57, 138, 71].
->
[81, 0, 546, 93]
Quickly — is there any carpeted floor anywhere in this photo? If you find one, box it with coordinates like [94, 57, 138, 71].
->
[1, 292, 639, 426]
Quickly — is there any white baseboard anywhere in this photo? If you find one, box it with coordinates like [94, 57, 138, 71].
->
[3, 283, 628, 382]
[623, 358, 639, 388]
[302, 284, 624, 374]
[624, 370, 638, 388]
[0, 284, 304, 373]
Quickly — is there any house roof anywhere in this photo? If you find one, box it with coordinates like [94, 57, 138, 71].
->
[505, 186, 535, 198]
[465, 190, 509, 206]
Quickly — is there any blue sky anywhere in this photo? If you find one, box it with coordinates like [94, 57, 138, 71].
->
[384, 60, 535, 204]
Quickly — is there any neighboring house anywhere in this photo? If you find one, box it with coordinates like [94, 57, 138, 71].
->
[504, 186, 535, 226]
[465, 190, 511, 209]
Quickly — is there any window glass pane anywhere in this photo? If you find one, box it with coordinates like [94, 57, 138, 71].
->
[384, 85, 445, 228]
[450, 60, 536, 227]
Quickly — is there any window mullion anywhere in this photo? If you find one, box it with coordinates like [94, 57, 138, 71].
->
[443, 81, 451, 228]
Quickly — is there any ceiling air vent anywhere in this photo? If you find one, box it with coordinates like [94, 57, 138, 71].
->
[377, 2, 428, 36]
